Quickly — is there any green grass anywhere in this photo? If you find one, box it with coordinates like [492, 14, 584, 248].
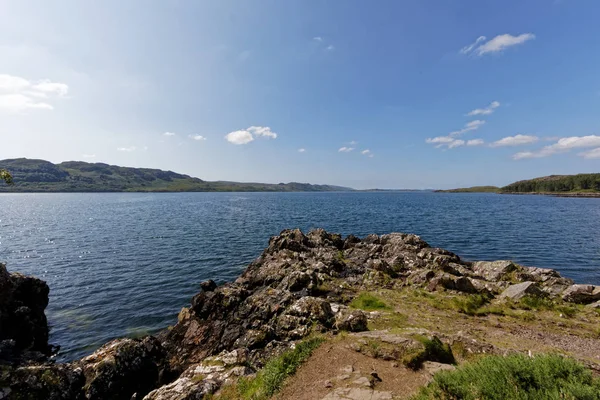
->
[403, 336, 456, 370]
[350, 292, 392, 311]
[451, 294, 492, 316]
[412, 353, 600, 400]
[232, 337, 324, 400]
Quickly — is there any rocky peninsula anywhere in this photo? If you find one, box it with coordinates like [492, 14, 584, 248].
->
[2, 229, 600, 399]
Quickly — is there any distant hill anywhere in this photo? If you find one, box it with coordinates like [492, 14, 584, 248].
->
[435, 186, 499, 193]
[500, 174, 600, 194]
[0, 158, 353, 192]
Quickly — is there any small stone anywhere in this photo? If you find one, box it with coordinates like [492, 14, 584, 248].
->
[341, 365, 354, 374]
[324, 380, 333, 388]
[200, 280, 217, 292]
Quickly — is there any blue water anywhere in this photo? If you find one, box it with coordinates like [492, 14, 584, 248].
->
[0, 192, 599, 361]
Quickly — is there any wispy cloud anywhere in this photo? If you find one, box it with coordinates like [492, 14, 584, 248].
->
[361, 149, 371, 155]
[490, 134, 538, 147]
[461, 33, 535, 56]
[117, 146, 137, 152]
[189, 134, 206, 141]
[163, 132, 176, 137]
[460, 36, 487, 54]
[513, 135, 600, 159]
[449, 120, 486, 137]
[426, 136, 484, 149]
[466, 101, 500, 116]
[313, 37, 323, 42]
[298, 148, 306, 153]
[467, 139, 485, 146]
[0, 74, 69, 113]
[338, 147, 354, 153]
[225, 126, 278, 145]
[326, 45, 335, 51]
[579, 147, 600, 159]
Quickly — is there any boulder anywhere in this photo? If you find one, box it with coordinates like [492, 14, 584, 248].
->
[79, 336, 170, 400]
[335, 310, 368, 332]
[562, 285, 600, 304]
[199, 280, 217, 292]
[499, 281, 543, 300]
[472, 260, 517, 282]
[0, 363, 85, 400]
[0, 263, 51, 363]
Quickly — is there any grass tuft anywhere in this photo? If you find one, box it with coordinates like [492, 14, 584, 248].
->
[412, 353, 600, 400]
[403, 336, 456, 370]
[232, 336, 324, 399]
[350, 292, 392, 311]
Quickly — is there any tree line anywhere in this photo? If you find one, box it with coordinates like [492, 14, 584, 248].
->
[501, 174, 600, 193]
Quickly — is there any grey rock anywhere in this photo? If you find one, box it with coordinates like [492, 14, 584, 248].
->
[472, 260, 517, 282]
[499, 281, 543, 300]
[562, 285, 600, 304]
[335, 310, 368, 332]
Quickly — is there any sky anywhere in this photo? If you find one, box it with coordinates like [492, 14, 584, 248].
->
[1, 0, 599, 189]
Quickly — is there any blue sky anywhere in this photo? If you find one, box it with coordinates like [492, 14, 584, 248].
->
[1, 0, 599, 189]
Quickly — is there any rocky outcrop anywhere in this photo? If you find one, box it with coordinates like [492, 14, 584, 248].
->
[0, 263, 51, 364]
[0, 228, 593, 399]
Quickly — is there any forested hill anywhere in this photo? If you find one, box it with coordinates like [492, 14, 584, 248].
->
[0, 158, 352, 192]
[500, 174, 600, 193]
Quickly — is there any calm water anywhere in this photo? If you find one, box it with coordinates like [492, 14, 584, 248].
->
[1, 192, 599, 361]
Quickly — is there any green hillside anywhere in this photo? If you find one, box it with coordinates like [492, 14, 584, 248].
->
[500, 174, 600, 193]
[0, 158, 352, 192]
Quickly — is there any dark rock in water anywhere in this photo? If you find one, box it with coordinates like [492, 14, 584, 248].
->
[0, 263, 51, 364]
[199, 279, 217, 292]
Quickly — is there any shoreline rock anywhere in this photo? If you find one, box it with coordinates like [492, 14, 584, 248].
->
[1, 228, 598, 399]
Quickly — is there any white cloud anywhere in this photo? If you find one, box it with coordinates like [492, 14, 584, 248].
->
[467, 101, 500, 116]
[326, 45, 335, 51]
[349, 140, 358, 145]
[579, 147, 600, 159]
[313, 37, 323, 42]
[449, 120, 486, 137]
[298, 148, 306, 153]
[513, 135, 600, 159]
[361, 149, 371, 155]
[117, 146, 136, 152]
[225, 130, 254, 145]
[460, 36, 487, 54]
[490, 134, 539, 147]
[247, 126, 277, 139]
[224, 126, 277, 145]
[189, 134, 206, 141]
[82, 154, 96, 158]
[467, 139, 485, 146]
[0, 74, 68, 113]
[427, 136, 484, 149]
[448, 140, 465, 149]
[164, 132, 176, 137]
[462, 33, 535, 56]
[426, 136, 455, 145]
[339, 147, 354, 152]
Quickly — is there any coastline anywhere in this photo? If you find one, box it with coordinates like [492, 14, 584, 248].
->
[3, 228, 600, 399]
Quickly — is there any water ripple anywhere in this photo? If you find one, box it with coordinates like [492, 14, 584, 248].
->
[0, 191, 599, 361]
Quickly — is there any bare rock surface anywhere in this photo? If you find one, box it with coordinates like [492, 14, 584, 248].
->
[0, 228, 594, 399]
